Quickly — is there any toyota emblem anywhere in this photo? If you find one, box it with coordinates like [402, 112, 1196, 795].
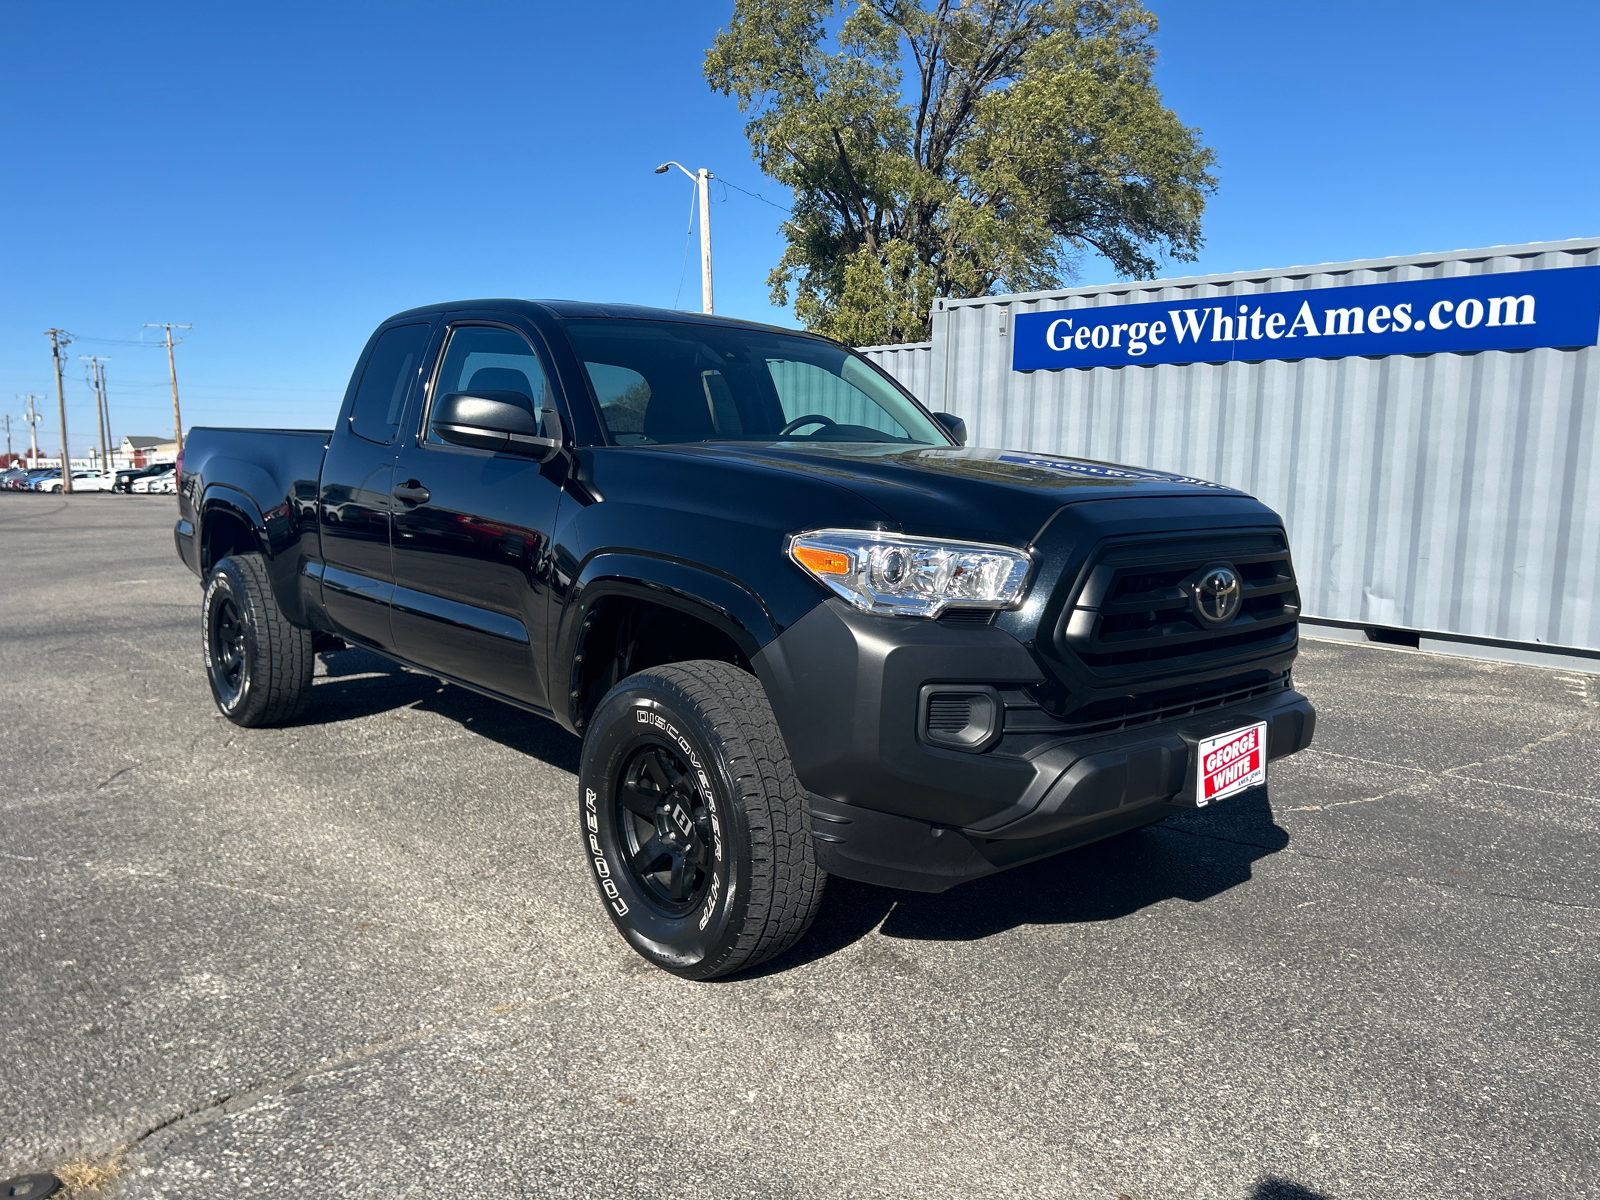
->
[1191, 564, 1243, 626]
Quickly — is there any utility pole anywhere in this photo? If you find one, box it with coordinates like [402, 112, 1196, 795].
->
[654, 161, 714, 313]
[98, 361, 112, 469]
[100, 361, 114, 469]
[4, 413, 11, 467]
[82, 356, 111, 476]
[25, 395, 40, 465]
[144, 322, 191, 454]
[45, 329, 73, 492]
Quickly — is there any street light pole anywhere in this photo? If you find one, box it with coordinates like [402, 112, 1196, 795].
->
[655, 161, 714, 314]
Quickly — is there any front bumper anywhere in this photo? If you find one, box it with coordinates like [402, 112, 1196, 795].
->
[753, 598, 1315, 892]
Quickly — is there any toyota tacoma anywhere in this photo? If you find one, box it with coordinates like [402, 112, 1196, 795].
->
[174, 300, 1315, 978]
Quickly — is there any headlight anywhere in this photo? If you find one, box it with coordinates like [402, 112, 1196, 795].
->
[787, 528, 1033, 618]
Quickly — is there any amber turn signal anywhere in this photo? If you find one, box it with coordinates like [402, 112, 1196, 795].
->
[792, 545, 852, 576]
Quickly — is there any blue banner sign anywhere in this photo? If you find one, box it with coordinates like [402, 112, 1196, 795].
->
[1012, 265, 1600, 371]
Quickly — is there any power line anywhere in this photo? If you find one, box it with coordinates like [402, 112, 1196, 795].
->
[69, 335, 170, 347]
[718, 177, 793, 214]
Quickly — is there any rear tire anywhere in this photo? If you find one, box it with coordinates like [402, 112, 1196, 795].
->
[202, 553, 313, 727]
[578, 660, 825, 980]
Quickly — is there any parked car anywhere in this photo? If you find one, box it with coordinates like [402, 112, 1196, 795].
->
[177, 300, 1315, 980]
[113, 465, 169, 493]
[0, 467, 30, 489]
[43, 470, 114, 493]
[132, 469, 175, 494]
[29, 471, 61, 491]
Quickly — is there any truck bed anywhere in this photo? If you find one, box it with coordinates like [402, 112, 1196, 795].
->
[175, 426, 333, 624]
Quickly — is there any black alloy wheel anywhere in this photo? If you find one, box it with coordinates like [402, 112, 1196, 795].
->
[578, 660, 826, 980]
[616, 742, 716, 916]
[207, 593, 249, 708]
[201, 553, 314, 727]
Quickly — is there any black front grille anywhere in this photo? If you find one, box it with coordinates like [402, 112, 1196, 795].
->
[1056, 532, 1299, 675]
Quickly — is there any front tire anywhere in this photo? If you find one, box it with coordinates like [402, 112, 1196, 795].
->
[202, 553, 313, 727]
[578, 661, 825, 980]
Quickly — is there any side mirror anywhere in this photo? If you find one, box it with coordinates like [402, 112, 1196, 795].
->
[933, 412, 967, 446]
[431, 391, 562, 460]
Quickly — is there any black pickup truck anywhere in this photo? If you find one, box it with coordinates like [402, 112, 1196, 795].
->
[175, 300, 1315, 979]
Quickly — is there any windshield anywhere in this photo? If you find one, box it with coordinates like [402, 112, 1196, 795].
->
[564, 318, 946, 446]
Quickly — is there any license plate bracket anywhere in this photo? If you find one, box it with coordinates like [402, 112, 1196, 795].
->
[1188, 721, 1268, 807]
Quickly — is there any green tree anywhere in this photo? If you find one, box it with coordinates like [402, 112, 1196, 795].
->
[705, 0, 1216, 345]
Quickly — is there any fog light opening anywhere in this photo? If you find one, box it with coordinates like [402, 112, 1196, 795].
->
[918, 685, 1002, 752]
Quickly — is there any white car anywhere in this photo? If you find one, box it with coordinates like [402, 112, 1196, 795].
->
[44, 470, 114, 493]
[71, 471, 116, 492]
[132, 469, 175, 494]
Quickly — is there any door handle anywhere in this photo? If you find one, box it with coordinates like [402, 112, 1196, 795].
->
[392, 481, 430, 506]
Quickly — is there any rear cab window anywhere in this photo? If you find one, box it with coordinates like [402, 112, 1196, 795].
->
[348, 323, 432, 445]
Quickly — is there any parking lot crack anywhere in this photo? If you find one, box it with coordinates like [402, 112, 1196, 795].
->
[94, 763, 140, 790]
[116, 984, 600, 1167]
[1159, 825, 1285, 854]
[1302, 747, 1600, 807]
[1441, 713, 1597, 779]
[1167, 814, 1599, 912]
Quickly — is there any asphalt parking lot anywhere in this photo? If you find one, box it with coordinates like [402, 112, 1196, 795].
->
[2, 497, 1596, 1200]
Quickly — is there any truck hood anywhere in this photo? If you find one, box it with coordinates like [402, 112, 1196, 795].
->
[652, 442, 1246, 545]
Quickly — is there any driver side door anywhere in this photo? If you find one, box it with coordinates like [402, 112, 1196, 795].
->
[388, 317, 567, 710]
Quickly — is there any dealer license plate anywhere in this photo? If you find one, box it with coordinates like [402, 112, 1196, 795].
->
[1195, 722, 1267, 806]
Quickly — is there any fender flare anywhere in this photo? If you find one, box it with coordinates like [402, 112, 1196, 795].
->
[198, 484, 267, 570]
[555, 550, 780, 730]
[198, 483, 317, 625]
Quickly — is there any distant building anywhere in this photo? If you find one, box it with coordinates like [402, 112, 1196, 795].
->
[119, 436, 178, 467]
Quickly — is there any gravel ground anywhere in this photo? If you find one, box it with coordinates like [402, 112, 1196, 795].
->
[2, 496, 1595, 1200]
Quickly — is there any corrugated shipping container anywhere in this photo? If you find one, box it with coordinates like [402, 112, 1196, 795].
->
[866, 238, 1600, 657]
[859, 341, 934, 407]
[768, 358, 903, 434]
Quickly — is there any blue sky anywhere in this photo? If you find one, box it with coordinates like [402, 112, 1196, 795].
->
[3, 1, 1597, 451]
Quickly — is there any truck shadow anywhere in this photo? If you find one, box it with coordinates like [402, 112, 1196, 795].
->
[303, 648, 582, 773]
[1248, 1180, 1335, 1200]
[754, 790, 1289, 977]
